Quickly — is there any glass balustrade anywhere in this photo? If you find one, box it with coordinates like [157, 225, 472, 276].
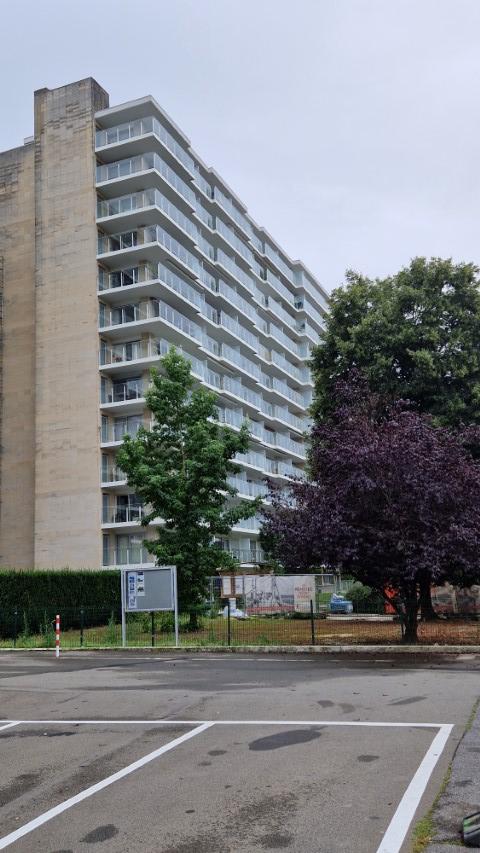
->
[227, 477, 267, 499]
[103, 544, 153, 566]
[101, 462, 127, 483]
[96, 116, 196, 175]
[217, 248, 254, 293]
[265, 267, 294, 304]
[98, 263, 156, 291]
[220, 344, 261, 381]
[264, 242, 295, 286]
[217, 280, 257, 322]
[215, 217, 255, 266]
[216, 407, 245, 429]
[96, 152, 197, 208]
[220, 312, 258, 349]
[98, 187, 215, 260]
[102, 502, 144, 524]
[101, 376, 147, 404]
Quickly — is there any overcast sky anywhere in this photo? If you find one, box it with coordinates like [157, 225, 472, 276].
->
[1, 0, 480, 292]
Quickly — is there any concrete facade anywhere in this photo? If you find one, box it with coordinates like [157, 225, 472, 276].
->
[0, 143, 35, 566]
[33, 80, 109, 568]
[0, 78, 328, 571]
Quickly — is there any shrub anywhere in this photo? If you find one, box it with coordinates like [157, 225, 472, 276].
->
[0, 569, 121, 638]
[345, 582, 384, 614]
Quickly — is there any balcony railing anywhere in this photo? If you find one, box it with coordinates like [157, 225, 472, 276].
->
[96, 116, 196, 176]
[97, 224, 216, 291]
[98, 187, 215, 263]
[98, 262, 156, 291]
[101, 463, 127, 484]
[101, 379, 148, 405]
[102, 504, 144, 524]
[230, 548, 266, 564]
[101, 422, 144, 443]
[233, 515, 262, 532]
[96, 152, 197, 208]
[227, 476, 267, 499]
[103, 545, 153, 567]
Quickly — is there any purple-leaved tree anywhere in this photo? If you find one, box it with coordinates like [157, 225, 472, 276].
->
[262, 378, 480, 642]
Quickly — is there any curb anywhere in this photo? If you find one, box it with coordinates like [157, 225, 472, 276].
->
[1, 644, 480, 655]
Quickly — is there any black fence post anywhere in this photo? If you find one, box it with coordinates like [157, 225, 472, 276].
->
[13, 609, 18, 648]
[227, 599, 231, 647]
[80, 609, 84, 647]
[151, 611, 155, 647]
[310, 599, 315, 646]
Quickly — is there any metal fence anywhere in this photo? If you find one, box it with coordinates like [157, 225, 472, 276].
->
[1, 603, 480, 648]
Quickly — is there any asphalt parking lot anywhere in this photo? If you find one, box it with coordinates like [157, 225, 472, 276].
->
[0, 651, 479, 852]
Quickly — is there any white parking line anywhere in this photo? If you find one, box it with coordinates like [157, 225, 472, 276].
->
[0, 722, 212, 851]
[376, 723, 453, 853]
[0, 722, 19, 733]
[0, 718, 443, 727]
[0, 719, 453, 853]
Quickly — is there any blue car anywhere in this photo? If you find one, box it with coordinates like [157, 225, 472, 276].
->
[330, 594, 354, 614]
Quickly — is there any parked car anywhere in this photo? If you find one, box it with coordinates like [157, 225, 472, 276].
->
[329, 594, 353, 614]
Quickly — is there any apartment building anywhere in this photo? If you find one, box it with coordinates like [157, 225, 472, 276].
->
[0, 78, 328, 571]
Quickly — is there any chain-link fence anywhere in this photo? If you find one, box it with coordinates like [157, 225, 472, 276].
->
[1, 603, 480, 648]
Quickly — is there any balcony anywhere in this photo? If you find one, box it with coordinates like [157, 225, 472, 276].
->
[96, 152, 197, 209]
[101, 377, 147, 406]
[101, 461, 127, 485]
[102, 544, 154, 567]
[231, 548, 266, 565]
[232, 515, 262, 532]
[101, 417, 144, 444]
[96, 116, 196, 176]
[100, 338, 159, 368]
[97, 224, 216, 291]
[227, 476, 267, 499]
[98, 262, 156, 292]
[102, 502, 144, 525]
[97, 187, 215, 263]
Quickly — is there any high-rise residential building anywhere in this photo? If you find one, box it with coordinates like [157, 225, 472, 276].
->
[0, 78, 328, 571]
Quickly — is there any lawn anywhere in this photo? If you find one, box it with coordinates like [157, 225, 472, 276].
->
[2, 614, 480, 648]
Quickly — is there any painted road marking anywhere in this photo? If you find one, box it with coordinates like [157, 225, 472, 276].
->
[376, 723, 453, 853]
[0, 722, 212, 851]
[0, 718, 444, 727]
[0, 722, 19, 733]
[0, 719, 453, 853]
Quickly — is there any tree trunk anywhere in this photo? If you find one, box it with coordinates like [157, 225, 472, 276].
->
[187, 611, 200, 632]
[419, 574, 438, 620]
[402, 584, 419, 644]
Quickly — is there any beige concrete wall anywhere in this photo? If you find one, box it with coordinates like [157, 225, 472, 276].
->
[33, 79, 109, 568]
[0, 144, 36, 566]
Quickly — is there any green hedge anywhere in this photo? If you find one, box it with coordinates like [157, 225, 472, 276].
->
[0, 569, 121, 638]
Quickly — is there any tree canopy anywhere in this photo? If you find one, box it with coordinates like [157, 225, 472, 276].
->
[117, 349, 260, 624]
[311, 257, 480, 427]
[262, 378, 480, 641]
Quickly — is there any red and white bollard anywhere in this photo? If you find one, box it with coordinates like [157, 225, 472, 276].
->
[55, 614, 60, 659]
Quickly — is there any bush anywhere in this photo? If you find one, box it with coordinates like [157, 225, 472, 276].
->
[345, 582, 384, 614]
[0, 569, 121, 638]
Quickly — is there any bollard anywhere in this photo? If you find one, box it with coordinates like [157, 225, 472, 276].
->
[310, 599, 316, 646]
[55, 614, 60, 658]
[227, 599, 231, 647]
[151, 611, 155, 647]
[13, 609, 18, 648]
[80, 608, 84, 647]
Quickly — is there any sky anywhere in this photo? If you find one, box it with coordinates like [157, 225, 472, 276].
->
[1, 0, 480, 293]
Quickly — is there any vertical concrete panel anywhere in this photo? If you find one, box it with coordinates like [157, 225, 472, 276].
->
[34, 79, 109, 568]
[0, 144, 35, 566]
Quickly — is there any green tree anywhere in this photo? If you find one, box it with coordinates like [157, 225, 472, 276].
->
[312, 257, 480, 428]
[311, 257, 480, 619]
[117, 349, 260, 628]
